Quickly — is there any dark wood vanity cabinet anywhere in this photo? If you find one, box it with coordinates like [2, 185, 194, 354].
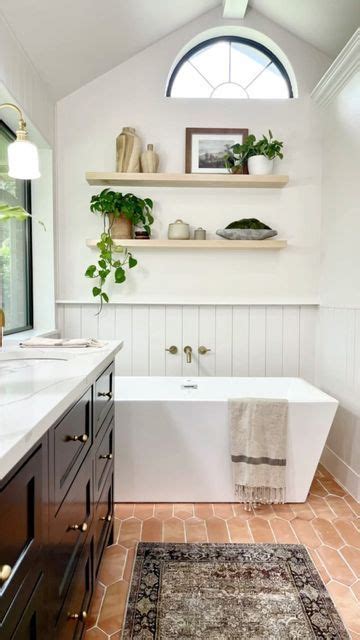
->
[0, 362, 115, 640]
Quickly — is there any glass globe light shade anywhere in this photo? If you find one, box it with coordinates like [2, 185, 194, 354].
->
[8, 138, 41, 179]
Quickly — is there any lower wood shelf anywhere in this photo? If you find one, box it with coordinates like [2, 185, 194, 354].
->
[86, 239, 287, 250]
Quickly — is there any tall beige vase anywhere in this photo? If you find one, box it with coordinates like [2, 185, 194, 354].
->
[116, 127, 141, 173]
[140, 144, 159, 173]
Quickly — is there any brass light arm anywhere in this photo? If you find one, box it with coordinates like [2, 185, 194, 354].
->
[0, 103, 27, 137]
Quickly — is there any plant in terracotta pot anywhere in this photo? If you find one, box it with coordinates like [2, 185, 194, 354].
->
[85, 189, 154, 311]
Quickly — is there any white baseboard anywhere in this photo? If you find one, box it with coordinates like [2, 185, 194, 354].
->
[321, 445, 360, 501]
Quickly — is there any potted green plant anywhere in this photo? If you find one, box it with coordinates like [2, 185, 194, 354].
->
[89, 188, 154, 239]
[224, 135, 257, 174]
[85, 189, 154, 311]
[224, 131, 284, 176]
[247, 130, 284, 175]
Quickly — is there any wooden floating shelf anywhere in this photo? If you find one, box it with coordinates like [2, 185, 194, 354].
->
[86, 239, 287, 250]
[86, 172, 288, 188]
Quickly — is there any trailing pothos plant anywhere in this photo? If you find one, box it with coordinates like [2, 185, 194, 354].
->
[85, 189, 154, 311]
[224, 130, 284, 173]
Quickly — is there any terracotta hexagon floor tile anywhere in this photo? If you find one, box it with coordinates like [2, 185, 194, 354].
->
[341, 546, 360, 577]
[326, 495, 356, 519]
[97, 579, 129, 636]
[154, 503, 173, 520]
[118, 517, 142, 548]
[355, 519, 360, 531]
[133, 503, 154, 519]
[84, 627, 108, 639]
[213, 503, 235, 519]
[288, 502, 315, 520]
[317, 546, 356, 585]
[318, 464, 333, 479]
[185, 517, 208, 542]
[335, 519, 360, 549]
[320, 478, 347, 497]
[307, 495, 337, 520]
[352, 580, 360, 601]
[308, 549, 331, 584]
[233, 503, 255, 520]
[272, 503, 295, 520]
[113, 517, 121, 544]
[206, 516, 229, 542]
[163, 517, 185, 542]
[310, 478, 328, 497]
[253, 504, 276, 519]
[123, 546, 136, 582]
[249, 517, 274, 543]
[141, 517, 163, 542]
[86, 582, 105, 629]
[271, 517, 298, 544]
[291, 518, 321, 549]
[311, 517, 344, 549]
[194, 503, 213, 519]
[114, 503, 134, 519]
[97, 544, 127, 586]
[344, 495, 360, 517]
[173, 503, 194, 519]
[327, 581, 360, 634]
[227, 517, 252, 542]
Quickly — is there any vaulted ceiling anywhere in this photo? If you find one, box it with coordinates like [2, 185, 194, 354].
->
[0, 0, 359, 99]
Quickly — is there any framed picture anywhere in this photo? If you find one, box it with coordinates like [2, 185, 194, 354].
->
[185, 127, 248, 174]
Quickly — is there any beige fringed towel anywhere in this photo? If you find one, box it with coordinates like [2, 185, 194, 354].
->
[230, 398, 288, 504]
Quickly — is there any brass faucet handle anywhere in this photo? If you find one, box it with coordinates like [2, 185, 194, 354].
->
[165, 345, 178, 354]
[198, 346, 211, 355]
[0, 308, 5, 328]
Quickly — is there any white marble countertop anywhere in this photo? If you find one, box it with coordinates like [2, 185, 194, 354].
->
[0, 340, 123, 480]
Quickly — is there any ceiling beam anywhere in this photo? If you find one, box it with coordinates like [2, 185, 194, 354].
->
[222, 0, 249, 19]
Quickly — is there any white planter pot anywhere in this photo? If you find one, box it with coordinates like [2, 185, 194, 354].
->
[248, 155, 274, 175]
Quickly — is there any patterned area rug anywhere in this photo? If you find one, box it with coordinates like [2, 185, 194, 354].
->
[123, 543, 350, 639]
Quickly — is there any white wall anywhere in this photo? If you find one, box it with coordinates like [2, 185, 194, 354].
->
[56, 7, 330, 305]
[314, 34, 360, 499]
[0, 12, 56, 333]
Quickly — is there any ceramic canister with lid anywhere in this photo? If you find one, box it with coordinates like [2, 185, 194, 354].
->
[168, 219, 190, 240]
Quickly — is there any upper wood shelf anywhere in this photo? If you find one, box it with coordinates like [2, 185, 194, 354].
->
[86, 239, 287, 250]
[85, 172, 289, 188]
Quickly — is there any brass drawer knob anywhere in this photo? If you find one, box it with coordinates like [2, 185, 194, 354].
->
[100, 514, 112, 522]
[98, 391, 112, 399]
[67, 433, 88, 443]
[67, 610, 87, 622]
[69, 522, 88, 532]
[0, 564, 12, 584]
[165, 345, 178, 354]
[99, 453, 113, 460]
[198, 345, 211, 355]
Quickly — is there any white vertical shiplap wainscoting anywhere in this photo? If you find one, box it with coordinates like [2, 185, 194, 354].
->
[317, 307, 360, 500]
[56, 303, 317, 380]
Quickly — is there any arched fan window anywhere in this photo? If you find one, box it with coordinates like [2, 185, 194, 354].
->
[167, 36, 293, 99]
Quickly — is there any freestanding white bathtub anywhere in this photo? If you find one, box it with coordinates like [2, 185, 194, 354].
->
[114, 377, 338, 503]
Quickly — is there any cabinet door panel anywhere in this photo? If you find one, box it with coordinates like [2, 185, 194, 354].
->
[0, 445, 43, 626]
[94, 468, 114, 575]
[53, 389, 92, 510]
[56, 538, 93, 640]
[95, 414, 114, 503]
[94, 363, 114, 436]
[9, 574, 45, 640]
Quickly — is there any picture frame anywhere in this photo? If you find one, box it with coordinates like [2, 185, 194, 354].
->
[185, 127, 249, 174]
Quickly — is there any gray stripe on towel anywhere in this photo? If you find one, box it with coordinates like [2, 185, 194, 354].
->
[231, 455, 286, 466]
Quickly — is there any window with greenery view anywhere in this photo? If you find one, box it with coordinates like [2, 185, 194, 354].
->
[167, 36, 293, 99]
[0, 121, 33, 334]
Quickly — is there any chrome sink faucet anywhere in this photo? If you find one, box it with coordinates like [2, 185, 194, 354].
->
[184, 345, 192, 364]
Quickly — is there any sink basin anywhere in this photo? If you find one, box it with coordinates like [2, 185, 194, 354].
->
[0, 352, 71, 371]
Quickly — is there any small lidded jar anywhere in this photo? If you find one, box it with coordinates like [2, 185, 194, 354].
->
[194, 227, 206, 240]
[168, 219, 190, 240]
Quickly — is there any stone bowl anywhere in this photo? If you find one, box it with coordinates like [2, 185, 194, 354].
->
[216, 228, 277, 240]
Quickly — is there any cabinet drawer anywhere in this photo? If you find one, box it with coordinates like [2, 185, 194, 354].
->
[0, 444, 43, 625]
[7, 573, 45, 640]
[49, 454, 93, 621]
[56, 537, 93, 640]
[94, 468, 114, 575]
[94, 413, 114, 503]
[53, 389, 92, 509]
[94, 363, 114, 436]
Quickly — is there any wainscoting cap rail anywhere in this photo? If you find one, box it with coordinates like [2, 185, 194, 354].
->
[56, 300, 320, 306]
[311, 28, 360, 106]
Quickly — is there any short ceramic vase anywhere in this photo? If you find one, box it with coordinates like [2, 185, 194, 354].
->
[140, 144, 159, 173]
